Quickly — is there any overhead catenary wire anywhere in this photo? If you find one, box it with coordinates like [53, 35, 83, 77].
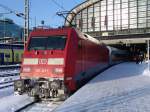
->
[51, 0, 66, 11]
[50, 0, 79, 26]
[0, 3, 24, 19]
[50, 0, 70, 26]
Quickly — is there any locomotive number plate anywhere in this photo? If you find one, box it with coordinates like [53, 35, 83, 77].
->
[38, 59, 48, 64]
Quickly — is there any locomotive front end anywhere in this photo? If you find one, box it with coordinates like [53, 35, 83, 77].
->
[14, 28, 68, 99]
[20, 57, 65, 98]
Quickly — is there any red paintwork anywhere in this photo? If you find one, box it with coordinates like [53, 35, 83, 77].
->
[21, 27, 109, 92]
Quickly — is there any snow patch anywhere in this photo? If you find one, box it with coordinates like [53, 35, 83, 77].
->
[142, 68, 150, 76]
[0, 87, 14, 98]
[0, 94, 34, 112]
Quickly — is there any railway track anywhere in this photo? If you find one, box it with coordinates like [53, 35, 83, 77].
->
[0, 70, 20, 89]
[0, 76, 19, 89]
[0, 66, 20, 78]
[0, 64, 20, 70]
[0, 73, 19, 77]
[0, 83, 13, 89]
[0, 80, 15, 89]
[15, 98, 64, 112]
[0, 77, 20, 89]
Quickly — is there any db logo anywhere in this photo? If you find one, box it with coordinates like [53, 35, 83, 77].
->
[38, 59, 48, 64]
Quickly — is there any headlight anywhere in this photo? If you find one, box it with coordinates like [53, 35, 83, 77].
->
[52, 68, 63, 74]
[14, 80, 23, 88]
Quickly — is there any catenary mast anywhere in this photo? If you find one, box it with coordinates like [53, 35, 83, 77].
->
[24, 0, 29, 47]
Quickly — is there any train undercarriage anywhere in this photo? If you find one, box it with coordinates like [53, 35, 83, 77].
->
[14, 78, 68, 99]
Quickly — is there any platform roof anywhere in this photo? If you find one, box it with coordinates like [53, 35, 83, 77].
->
[65, 0, 150, 45]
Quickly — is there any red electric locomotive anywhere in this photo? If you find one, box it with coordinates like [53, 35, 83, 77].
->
[14, 27, 111, 98]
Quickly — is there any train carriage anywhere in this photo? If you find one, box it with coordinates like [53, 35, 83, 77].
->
[0, 44, 23, 65]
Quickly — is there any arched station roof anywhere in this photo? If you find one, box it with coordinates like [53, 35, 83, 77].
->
[65, 0, 150, 45]
[65, 0, 100, 26]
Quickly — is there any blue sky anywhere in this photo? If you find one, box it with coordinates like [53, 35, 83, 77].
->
[0, 0, 85, 28]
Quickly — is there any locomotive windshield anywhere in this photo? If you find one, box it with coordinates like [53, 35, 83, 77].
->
[28, 36, 67, 50]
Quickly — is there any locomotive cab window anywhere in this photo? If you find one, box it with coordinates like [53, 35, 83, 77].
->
[47, 36, 66, 50]
[28, 36, 67, 50]
[28, 37, 47, 50]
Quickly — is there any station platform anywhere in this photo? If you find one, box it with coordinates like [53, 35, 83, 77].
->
[55, 62, 150, 112]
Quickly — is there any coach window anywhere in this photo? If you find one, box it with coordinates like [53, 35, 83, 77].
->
[15, 53, 19, 62]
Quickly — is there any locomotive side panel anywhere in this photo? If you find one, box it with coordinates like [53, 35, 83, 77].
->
[63, 29, 78, 93]
[74, 38, 110, 88]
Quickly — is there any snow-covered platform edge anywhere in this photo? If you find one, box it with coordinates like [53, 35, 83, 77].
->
[55, 62, 150, 112]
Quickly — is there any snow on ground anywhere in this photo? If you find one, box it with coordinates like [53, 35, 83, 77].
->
[0, 69, 20, 83]
[55, 62, 150, 112]
[0, 69, 19, 99]
[0, 86, 13, 98]
[0, 94, 34, 112]
[0, 68, 34, 112]
[20, 101, 64, 112]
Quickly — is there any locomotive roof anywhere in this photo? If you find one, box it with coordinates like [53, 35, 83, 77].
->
[75, 28, 101, 45]
[31, 27, 101, 45]
[32, 27, 72, 32]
